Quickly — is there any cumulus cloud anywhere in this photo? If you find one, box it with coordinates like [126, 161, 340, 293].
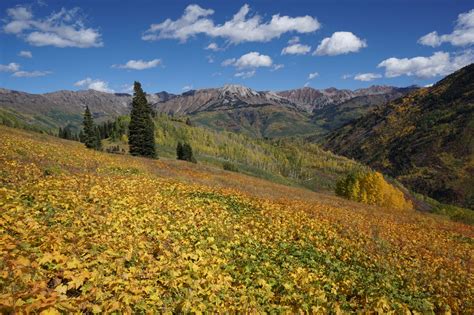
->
[3, 6, 102, 48]
[18, 50, 32, 58]
[222, 51, 273, 69]
[308, 72, 319, 79]
[205, 42, 221, 51]
[0, 62, 50, 77]
[113, 59, 161, 70]
[314, 31, 367, 56]
[12, 70, 51, 77]
[142, 4, 320, 44]
[418, 9, 474, 47]
[354, 73, 382, 81]
[235, 70, 256, 79]
[282, 43, 311, 55]
[0, 62, 20, 72]
[74, 78, 114, 93]
[377, 50, 474, 78]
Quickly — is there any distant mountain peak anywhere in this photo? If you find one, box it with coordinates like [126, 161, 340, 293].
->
[220, 84, 258, 98]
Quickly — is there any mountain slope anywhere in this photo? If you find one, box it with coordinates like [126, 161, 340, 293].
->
[1, 125, 472, 313]
[154, 85, 319, 138]
[277, 86, 414, 114]
[0, 89, 173, 132]
[324, 64, 474, 208]
[106, 114, 363, 191]
[311, 86, 417, 132]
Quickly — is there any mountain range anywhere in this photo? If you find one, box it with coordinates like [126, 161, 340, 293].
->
[0, 84, 414, 137]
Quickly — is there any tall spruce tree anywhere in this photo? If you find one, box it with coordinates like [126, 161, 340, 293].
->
[82, 106, 101, 150]
[128, 81, 156, 158]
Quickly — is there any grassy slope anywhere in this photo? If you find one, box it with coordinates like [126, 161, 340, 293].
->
[0, 125, 473, 313]
[190, 106, 323, 138]
[108, 114, 363, 192]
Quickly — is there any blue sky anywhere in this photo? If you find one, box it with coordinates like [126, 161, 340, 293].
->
[0, 0, 473, 94]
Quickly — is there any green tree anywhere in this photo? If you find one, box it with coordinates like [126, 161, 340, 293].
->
[82, 106, 101, 150]
[176, 142, 196, 163]
[128, 81, 156, 158]
[182, 143, 196, 163]
[176, 142, 184, 160]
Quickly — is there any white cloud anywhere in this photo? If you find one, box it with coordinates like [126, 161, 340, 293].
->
[341, 74, 353, 79]
[222, 51, 273, 69]
[18, 50, 32, 58]
[282, 43, 311, 55]
[314, 31, 367, 56]
[424, 83, 434, 88]
[12, 70, 51, 77]
[120, 84, 134, 93]
[378, 50, 474, 78]
[288, 36, 300, 44]
[113, 59, 161, 70]
[3, 6, 102, 48]
[418, 9, 474, 47]
[206, 55, 214, 63]
[308, 72, 319, 79]
[354, 72, 382, 81]
[304, 82, 310, 87]
[0, 62, 20, 72]
[235, 70, 256, 79]
[221, 58, 236, 67]
[74, 78, 114, 93]
[182, 85, 193, 91]
[271, 64, 284, 71]
[205, 42, 221, 51]
[142, 4, 320, 44]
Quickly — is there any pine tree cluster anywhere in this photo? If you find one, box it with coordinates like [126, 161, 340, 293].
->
[58, 125, 79, 141]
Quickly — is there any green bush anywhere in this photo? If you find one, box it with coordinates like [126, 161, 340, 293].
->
[223, 161, 238, 172]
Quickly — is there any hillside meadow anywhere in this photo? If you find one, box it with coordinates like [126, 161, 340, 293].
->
[0, 126, 473, 313]
[105, 114, 364, 192]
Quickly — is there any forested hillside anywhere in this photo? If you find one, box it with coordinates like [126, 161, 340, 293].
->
[325, 64, 474, 209]
[103, 114, 363, 191]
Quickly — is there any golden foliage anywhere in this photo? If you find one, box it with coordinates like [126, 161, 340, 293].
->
[0, 126, 472, 313]
[336, 171, 413, 210]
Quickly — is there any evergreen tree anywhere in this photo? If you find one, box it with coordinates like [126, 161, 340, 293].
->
[176, 142, 184, 160]
[79, 130, 85, 143]
[176, 142, 195, 162]
[128, 81, 156, 158]
[82, 106, 101, 150]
